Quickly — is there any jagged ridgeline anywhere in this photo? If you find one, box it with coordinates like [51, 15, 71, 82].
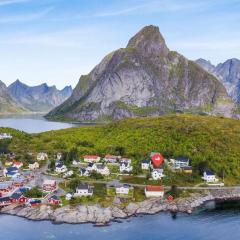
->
[47, 25, 235, 121]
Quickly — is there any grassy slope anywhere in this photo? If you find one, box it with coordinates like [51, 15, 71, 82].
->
[2, 114, 240, 179]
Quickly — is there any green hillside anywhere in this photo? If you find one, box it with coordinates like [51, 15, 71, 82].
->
[2, 114, 240, 181]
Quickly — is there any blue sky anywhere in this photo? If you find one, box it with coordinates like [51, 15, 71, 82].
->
[0, 0, 239, 89]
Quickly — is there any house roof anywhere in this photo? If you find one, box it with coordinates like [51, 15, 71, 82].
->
[11, 193, 22, 200]
[175, 157, 189, 162]
[6, 167, 18, 172]
[205, 170, 214, 175]
[77, 183, 90, 190]
[0, 197, 10, 202]
[43, 179, 56, 185]
[49, 195, 60, 200]
[83, 155, 99, 159]
[145, 185, 164, 192]
[141, 160, 150, 164]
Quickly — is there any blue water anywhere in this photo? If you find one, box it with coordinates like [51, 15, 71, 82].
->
[0, 114, 84, 133]
[1, 203, 240, 240]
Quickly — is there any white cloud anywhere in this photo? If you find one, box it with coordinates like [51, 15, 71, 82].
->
[0, 6, 53, 23]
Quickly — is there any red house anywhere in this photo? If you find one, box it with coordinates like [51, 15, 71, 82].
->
[10, 193, 28, 204]
[0, 197, 11, 206]
[42, 179, 58, 192]
[48, 195, 61, 205]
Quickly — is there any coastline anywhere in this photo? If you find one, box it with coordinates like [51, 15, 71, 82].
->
[1, 188, 240, 225]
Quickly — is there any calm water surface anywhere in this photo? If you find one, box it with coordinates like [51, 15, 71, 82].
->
[0, 114, 88, 133]
[1, 201, 240, 240]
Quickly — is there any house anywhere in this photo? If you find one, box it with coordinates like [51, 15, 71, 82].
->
[55, 164, 67, 173]
[181, 166, 193, 174]
[29, 199, 41, 207]
[63, 170, 73, 178]
[65, 193, 73, 200]
[10, 193, 28, 204]
[48, 195, 61, 205]
[151, 168, 164, 180]
[79, 168, 90, 177]
[115, 184, 132, 195]
[0, 197, 11, 206]
[170, 157, 189, 169]
[95, 164, 110, 176]
[119, 162, 133, 173]
[202, 170, 218, 183]
[86, 163, 97, 171]
[121, 158, 131, 164]
[72, 159, 80, 165]
[5, 160, 13, 166]
[13, 161, 23, 169]
[7, 152, 16, 160]
[0, 133, 12, 140]
[42, 179, 58, 192]
[151, 152, 164, 168]
[104, 155, 120, 163]
[83, 155, 101, 163]
[28, 161, 39, 170]
[145, 185, 164, 198]
[74, 183, 93, 197]
[141, 160, 151, 170]
[37, 152, 48, 161]
[0, 182, 14, 195]
[4, 167, 19, 178]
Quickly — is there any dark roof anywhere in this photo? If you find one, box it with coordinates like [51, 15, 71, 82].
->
[175, 157, 189, 162]
[205, 170, 214, 175]
[6, 167, 18, 172]
[0, 197, 10, 202]
[11, 193, 22, 199]
[30, 200, 41, 204]
[141, 160, 150, 164]
[50, 195, 60, 200]
[77, 183, 90, 190]
[181, 166, 192, 170]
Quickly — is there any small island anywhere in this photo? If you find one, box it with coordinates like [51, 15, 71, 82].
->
[1, 114, 240, 225]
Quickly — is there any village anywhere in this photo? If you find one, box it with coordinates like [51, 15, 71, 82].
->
[0, 132, 224, 209]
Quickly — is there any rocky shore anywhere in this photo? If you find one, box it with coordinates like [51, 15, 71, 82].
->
[1, 188, 240, 225]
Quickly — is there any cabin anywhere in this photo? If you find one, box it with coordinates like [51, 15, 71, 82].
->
[74, 183, 93, 197]
[29, 199, 41, 207]
[10, 193, 28, 204]
[151, 168, 164, 180]
[48, 195, 61, 205]
[0, 133, 12, 140]
[13, 161, 23, 169]
[141, 160, 151, 170]
[170, 157, 190, 169]
[79, 168, 90, 177]
[119, 162, 133, 173]
[55, 164, 67, 173]
[181, 166, 193, 174]
[42, 179, 57, 192]
[145, 185, 164, 198]
[83, 155, 101, 163]
[202, 170, 218, 183]
[104, 155, 120, 163]
[0, 197, 11, 206]
[28, 161, 39, 170]
[37, 152, 48, 161]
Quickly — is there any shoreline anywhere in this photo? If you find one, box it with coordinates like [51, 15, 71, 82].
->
[1, 189, 240, 225]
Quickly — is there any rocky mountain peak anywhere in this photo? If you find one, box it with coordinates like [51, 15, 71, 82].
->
[127, 25, 169, 58]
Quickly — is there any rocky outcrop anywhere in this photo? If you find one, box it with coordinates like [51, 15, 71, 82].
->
[8, 80, 72, 112]
[2, 189, 240, 224]
[47, 25, 234, 121]
[0, 80, 26, 114]
[196, 58, 240, 104]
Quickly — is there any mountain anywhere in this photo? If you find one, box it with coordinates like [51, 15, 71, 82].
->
[0, 80, 26, 113]
[47, 25, 235, 121]
[196, 58, 240, 104]
[8, 80, 72, 112]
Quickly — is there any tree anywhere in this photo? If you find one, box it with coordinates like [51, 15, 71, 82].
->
[197, 161, 209, 174]
[169, 185, 180, 198]
[90, 170, 104, 180]
[48, 159, 55, 172]
[24, 187, 43, 198]
[115, 146, 125, 156]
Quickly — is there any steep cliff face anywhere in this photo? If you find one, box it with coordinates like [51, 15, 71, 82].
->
[47, 25, 234, 121]
[8, 80, 72, 112]
[0, 80, 26, 113]
[196, 58, 240, 104]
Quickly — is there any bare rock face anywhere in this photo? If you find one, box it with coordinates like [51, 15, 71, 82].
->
[47, 25, 234, 121]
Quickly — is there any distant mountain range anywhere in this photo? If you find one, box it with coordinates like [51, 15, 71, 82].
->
[196, 58, 240, 104]
[0, 80, 26, 113]
[47, 25, 235, 121]
[0, 79, 72, 114]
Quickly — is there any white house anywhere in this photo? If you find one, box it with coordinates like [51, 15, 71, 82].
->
[83, 155, 101, 163]
[4, 167, 19, 178]
[104, 155, 120, 163]
[119, 162, 133, 173]
[0, 133, 12, 140]
[28, 161, 39, 170]
[170, 157, 189, 169]
[37, 152, 48, 161]
[145, 185, 164, 198]
[95, 164, 110, 176]
[55, 164, 67, 173]
[72, 159, 80, 165]
[115, 184, 132, 195]
[202, 170, 218, 183]
[56, 153, 62, 160]
[13, 161, 23, 169]
[65, 193, 73, 200]
[121, 158, 131, 164]
[79, 168, 90, 177]
[86, 163, 97, 172]
[63, 170, 73, 178]
[74, 183, 93, 197]
[151, 168, 164, 180]
[141, 160, 151, 170]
